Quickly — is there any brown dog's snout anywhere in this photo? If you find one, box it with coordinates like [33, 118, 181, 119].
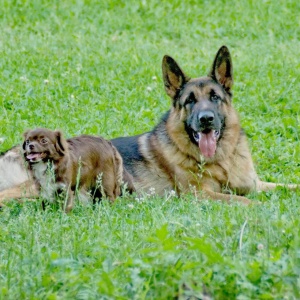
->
[199, 111, 214, 125]
[29, 143, 35, 150]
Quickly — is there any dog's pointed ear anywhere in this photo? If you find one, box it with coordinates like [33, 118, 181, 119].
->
[209, 45, 233, 94]
[162, 55, 190, 99]
[54, 130, 68, 156]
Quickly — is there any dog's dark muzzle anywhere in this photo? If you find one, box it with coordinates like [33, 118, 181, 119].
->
[28, 143, 35, 150]
[198, 111, 215, 129]
[187, 109, 222, 159]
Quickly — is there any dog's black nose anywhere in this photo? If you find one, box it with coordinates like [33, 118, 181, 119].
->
[29, 144, 34, 150]
[199, 111, 214, 124]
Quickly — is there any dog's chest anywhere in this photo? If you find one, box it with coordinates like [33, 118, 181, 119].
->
[32, 162, 48, 182]
[32, 162, 58, 202]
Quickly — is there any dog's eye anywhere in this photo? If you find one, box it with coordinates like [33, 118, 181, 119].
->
[211, 94, 221, 103]
[25, 140, 30, 145]
[185, 98, 193, 104]
[40, 138, 48, 144]
[185, 93, 196, 105]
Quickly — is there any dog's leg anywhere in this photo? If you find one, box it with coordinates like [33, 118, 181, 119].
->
[103, 187, 116, 202]
[122, 170, 136, 194]
[0, 180, 38, 206]
[257, 181, 299, 192]
[201, 189, 252, 205]
[55, 182, 74, 213]
[102, 172, 118, 202]
[64, 187, 74, 213]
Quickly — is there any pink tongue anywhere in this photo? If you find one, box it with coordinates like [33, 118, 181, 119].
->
[198, 131, 217, 158]
[27, 153, 41, 160]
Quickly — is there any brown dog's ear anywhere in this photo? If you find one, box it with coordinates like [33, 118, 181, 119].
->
[162, 55, 190, 99]
[54, 130, 68, 156]
[209, 45, 233, 94]
[22, 130, 29, 150]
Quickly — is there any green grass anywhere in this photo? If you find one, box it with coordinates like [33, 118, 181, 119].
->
[0, 0, 299, 298]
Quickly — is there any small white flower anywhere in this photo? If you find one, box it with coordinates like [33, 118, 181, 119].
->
[169, 190, 176, 197]
[70, 94, 75, 99]
[76, 64, 82, 73]
[127, 204, 134, 210]
[20, 76, 28, 82]
[149, 187, 155, 195]
[0, 137, 5, 144]
[135, 197, 143, 203]
[44, 79, 49, 84]
[257, 243, 264, 251]
[146, 86, 152, 92]
[152, 76, 157, 81]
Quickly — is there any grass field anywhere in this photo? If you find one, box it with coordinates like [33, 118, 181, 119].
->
[0, 0, 300, 299]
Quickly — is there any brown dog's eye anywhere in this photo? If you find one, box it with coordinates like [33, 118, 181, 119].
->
[40, 138, 48, 144]
[25, 140, 30, 145]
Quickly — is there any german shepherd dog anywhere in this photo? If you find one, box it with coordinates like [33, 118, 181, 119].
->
[111, 46, 298, 204]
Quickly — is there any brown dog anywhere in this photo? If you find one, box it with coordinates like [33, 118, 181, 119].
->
[22, 128, 133, 212]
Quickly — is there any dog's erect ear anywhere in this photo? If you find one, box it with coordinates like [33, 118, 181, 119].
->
[54, 131, 68, 156]
[162, 55, 190, 99]
[209, 45, 233, 94]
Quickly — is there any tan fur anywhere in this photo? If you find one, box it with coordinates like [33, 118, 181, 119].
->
[0, 146, 31, 190]
[111, 46, 298, 204]
[0, 180, 38, 207]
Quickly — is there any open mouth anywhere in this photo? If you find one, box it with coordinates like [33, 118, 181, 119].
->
[192, 129, 220, 158]
[26, 152, 46, 162]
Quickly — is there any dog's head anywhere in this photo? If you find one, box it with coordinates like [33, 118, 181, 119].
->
[162, 46, 234, 159]
[23, 128, 68, 163]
